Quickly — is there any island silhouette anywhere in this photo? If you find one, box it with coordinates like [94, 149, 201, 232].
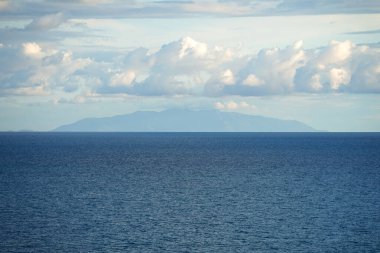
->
[53, 109, 316, 132]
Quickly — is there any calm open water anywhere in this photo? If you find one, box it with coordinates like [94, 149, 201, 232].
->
[0, 133, 379, 252]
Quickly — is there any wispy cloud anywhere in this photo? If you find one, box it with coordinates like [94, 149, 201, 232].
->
[345, 29, 380, 35]
[25, 12, 66, 31]
[1, 0, 379, 20]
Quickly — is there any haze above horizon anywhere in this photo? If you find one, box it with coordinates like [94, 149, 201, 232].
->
[0, 0, 379, 132]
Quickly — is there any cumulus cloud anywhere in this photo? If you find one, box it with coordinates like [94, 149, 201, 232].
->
[22, 42, 43, 57]
[0, 42, 93, 96]
[207, 40, 307, 96]
[243, 74, 264, 86]
[110, 71, 136, 87]
[102, 37, 233, 96]
[0, 37, 379, 98]
[214, 100, 256, 111]
[294, 41, 380, 93]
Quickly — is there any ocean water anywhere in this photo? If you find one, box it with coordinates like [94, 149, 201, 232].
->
[0, 133, 379, 252]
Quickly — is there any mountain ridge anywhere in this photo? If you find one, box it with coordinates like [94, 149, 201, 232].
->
[53, 109, 317, 132]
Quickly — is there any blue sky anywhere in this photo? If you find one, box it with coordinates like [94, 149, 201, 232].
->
[0, 0, 379, 131]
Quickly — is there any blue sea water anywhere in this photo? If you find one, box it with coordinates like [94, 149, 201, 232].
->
[0, 132, 379, 252]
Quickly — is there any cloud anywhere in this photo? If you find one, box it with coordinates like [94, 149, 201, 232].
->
[214, 100, 256, 111]
[22, 42, 42, 57]
[274, 0, 380, 15]
[209, 40, 306, 96]
[294, 41, 380, 93]
[345, 29, 380, 35]
[0, 0, 9, 11]
[0, 0, 379, 20]
[110, 70, 136, 87]
[25, 12, 66, 31]
[98, 37, 233, 96]
[0, 37, 379, 99]
[242, 74, 264, 87]
[0, 42, 93, 96]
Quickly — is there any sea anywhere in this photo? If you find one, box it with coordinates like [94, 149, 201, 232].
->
[0, 132, 379, 252]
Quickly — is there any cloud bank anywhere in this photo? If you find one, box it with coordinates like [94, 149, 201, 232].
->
[1, 0, 379, 20]
[0, 37, 379, 99]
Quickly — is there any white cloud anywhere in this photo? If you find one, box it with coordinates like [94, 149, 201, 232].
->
[214, 100, 257, 111]
[215, 40, 306, 96]
[0, 42, 93, 96]
[294, 41, 380, 93]
[214, 101, 225, 110]
[110, 70, 136, 87]
[109, 37, 234, 96]
[103, 38, 380, 96]
[318, 40, 353, 65]
[242, 74, 264, 87]
[225, 101, 238, 110]
[178, 36, 208, 59]
[309, 74, 323, 91]
[221, 69, 235, 85]
[1, 37, 380, 98]
[22, 42, 42, 58]
[329, 68, 350, 90]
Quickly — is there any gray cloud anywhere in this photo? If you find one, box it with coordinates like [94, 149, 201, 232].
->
[1, 0, 379, 20]
[274, 0, 380, 15]
[345, 29, 380, 35]
[25, 12, 66, 30]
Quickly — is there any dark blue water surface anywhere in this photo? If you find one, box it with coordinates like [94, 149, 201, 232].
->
[1, 133, 380, 252]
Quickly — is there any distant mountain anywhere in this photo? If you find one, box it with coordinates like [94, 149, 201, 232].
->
[53, 109, 316, 132]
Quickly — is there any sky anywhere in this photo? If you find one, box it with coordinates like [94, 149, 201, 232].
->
[0, 0, 379, 131]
